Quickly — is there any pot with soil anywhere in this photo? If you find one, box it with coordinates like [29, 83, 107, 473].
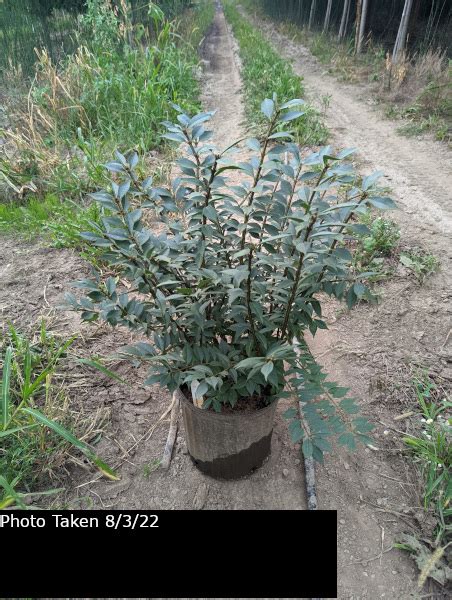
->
[180, 388, 278, 479]
[70, 96, 392, 471]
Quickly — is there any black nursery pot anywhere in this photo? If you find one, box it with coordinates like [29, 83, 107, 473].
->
[180, 393, 278, 480]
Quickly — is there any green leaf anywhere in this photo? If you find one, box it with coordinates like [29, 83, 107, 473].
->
[22, 408, 119, 480]
[338, 432, 357, 450]
[289, 419, 304, 443]
[280, 99, 304, 109]
[161, 132, 185, 143]
[261, 98, 275, 119]
[0, 475, 26, 509]
[400, 255, 414, 268]
[367, 196, 397, 210]
[246, 138, 261, 151]
[279, 110, 305, 123]
[0, 424, 39, 438]
[261, 361, 274, 381]
[362, 171, 383, 190]
[77, 358, 130, 385]
[1, 346, 12, 428]
[302, 438, 314, 458]
[235, 357, 265, 370]
[269, 132, 294, 140]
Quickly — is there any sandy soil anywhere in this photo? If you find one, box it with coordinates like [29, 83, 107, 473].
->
[1, 3, 451, 598]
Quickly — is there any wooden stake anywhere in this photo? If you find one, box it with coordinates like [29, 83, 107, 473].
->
[161, 390, 182, 469]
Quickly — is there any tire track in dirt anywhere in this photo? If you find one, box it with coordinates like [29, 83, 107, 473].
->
[253, 16, 452, 237]
[200, 2, 245, 148]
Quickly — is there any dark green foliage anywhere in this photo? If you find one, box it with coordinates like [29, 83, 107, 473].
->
[69, 96, 397, 460]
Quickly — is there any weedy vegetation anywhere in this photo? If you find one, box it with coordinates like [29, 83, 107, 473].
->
[400, 248, 441, 284]
[0, 321, 116, 509]
[396, 374, 451, 589]
[0, 0, 215, 250]
[351, 214, 400, 282]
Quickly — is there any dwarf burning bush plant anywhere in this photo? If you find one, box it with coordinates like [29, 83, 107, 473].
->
[67, 96, 396, 461]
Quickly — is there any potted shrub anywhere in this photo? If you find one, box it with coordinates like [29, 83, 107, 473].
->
[67, 96, 395, 479]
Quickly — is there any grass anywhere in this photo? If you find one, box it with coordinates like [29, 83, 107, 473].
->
[395, 374, 451, 589]
[351, 213, 400, 283]
[0, 1, 215, 258]
[223, 1, 328, 145]
[0, 321, 115, 509]
[0, 193, 103, 261]
[1, 1, 215, 201]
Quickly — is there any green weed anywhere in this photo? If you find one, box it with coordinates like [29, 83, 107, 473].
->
[0, 321, 117, 508]
[395, 375, 451, 588]
[400, 249, 440, 283]
[352, 214, 400, 281]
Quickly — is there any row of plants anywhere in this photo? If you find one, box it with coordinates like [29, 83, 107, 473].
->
[223, 1, 328, 146]
[241, 1, 451, 144]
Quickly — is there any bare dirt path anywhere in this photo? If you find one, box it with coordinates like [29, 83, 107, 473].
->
[251, 14, 452, 237]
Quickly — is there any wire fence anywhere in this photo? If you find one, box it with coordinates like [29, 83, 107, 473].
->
[0, 0, 81, 79]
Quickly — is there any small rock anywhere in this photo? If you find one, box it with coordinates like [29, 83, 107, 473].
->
[193, 483, 209, 510]
[282, 468, 289, 477]
[344, 462, 350, 470]
[363, 547, 369, 553]
[440, 367, 452, 381]
[339, 519, 346, 525]
[376, 497, 388, 506]
[363, 572, 368, 577]
[294, 458, 301, 465]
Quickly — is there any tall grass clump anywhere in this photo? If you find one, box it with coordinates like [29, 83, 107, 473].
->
[395, 375, 451, 590]
[0, 0, 215, 201]
[223, 1, 328, 145]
